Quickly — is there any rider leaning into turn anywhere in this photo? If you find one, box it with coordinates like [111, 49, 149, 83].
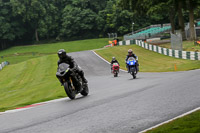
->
[57, 49, 88, 87]
[125, 49, 139, 73]
[110, 57, 120, 73]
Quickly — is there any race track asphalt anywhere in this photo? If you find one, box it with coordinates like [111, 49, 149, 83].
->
[0, 50, 200, 133]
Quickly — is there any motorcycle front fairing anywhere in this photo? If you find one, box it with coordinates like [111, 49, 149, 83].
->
[127, 57, 136, 66]
[56, 63, 72, 82]
[127, 57, 137, 72]
[112, 63, 119, 71]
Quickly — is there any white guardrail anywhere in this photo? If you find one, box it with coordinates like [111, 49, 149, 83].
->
[0, 61, 9, 71]
[117, 40, 200, 60]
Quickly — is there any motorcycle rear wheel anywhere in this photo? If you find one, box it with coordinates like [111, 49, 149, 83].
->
[81, 83, 89, 96]
[64, 82, 76, 99]
[114, 72, 118, 77]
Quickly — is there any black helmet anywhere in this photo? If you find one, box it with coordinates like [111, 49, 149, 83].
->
[57, 49, 67, 59]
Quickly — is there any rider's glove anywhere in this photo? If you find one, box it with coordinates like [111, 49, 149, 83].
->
[71, 67, 76, 72]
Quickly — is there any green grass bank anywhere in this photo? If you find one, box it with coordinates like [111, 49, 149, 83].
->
[158, 40, 200, 52]
[95, 45, 200, 72]
[0, 38, 108, 64]
[146, 110, 200, 133]
[0, 55, 64, 112]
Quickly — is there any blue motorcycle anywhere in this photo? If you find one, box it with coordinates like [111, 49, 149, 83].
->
[126, 57, 137, 79]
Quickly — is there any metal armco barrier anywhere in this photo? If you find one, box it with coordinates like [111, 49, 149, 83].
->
[117, 40, 200, 60]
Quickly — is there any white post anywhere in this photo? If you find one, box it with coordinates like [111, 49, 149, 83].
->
[132, 22, 134, 34]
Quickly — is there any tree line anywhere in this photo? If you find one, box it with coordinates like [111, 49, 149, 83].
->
[120, 0, 200, 40]
[0, 0, 200, 49]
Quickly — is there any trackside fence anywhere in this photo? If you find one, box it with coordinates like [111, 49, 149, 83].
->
[116, 40, 200, 60]
[0, 61, 9, 71]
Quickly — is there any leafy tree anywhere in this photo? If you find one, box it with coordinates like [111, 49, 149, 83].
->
[61, 3, 98, 38]
[2, 0, 199, 49]
[186, 0, 200, 40]
[0, 1, 23, 41]
[11, 0, 47, 41]
[38, 1, 59, 40]
[113, 6, 133, 35]
[96, 0, 133, 36]
[176, 0, 186, 40]
[142, 0, 176, 33]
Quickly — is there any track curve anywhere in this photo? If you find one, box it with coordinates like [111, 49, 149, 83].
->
[0, 50, 200, 133]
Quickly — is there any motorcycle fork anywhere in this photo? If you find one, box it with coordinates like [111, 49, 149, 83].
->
[69, 77, 75, 90]
[63, 77, 75, 90]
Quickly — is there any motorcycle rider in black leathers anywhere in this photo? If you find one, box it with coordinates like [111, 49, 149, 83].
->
[57, 49, 88, 91]
[110, 57, 120, 73]
[125, 49, 139, 73]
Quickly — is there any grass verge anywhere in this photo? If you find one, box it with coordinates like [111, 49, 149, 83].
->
[95, 45, 200, 72]
[158, 41, 200, 52]
[0, 38, 108, 64]
[0, 55, 65, 112]
[145, 110, 200, 133]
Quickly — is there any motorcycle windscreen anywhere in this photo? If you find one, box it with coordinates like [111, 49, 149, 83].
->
[127, 57, 136, 66]
[58, 63, 70, 73]
[113, 63, 119, 66]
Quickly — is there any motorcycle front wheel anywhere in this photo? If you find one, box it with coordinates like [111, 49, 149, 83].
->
[64, 82, 76, 99]
[130, 69, 136, 79]
[132, 71, 136, 79]
[114, 72, 118, 77]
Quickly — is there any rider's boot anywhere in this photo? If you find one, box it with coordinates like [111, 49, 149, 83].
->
[136, 61, 139, 72]
[82, 76, 88, 84]
[128, 67, 130, 73]
[137, 64, 139, 72]
[77, 69, 88, 84]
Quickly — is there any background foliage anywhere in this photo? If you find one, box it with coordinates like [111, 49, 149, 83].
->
[0, 0, 200, 48]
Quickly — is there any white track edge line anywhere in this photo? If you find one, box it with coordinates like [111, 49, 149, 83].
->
[139, 107, 200, 133]
[0, 97, 69, 115]
[91, 50, 127, 72]
[91, 50, 111, 64]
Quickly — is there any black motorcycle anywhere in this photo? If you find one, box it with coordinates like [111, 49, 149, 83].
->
[56, 63, 89, 99]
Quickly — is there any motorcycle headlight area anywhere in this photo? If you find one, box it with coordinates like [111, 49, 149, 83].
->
[65, 68, 70, 73]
